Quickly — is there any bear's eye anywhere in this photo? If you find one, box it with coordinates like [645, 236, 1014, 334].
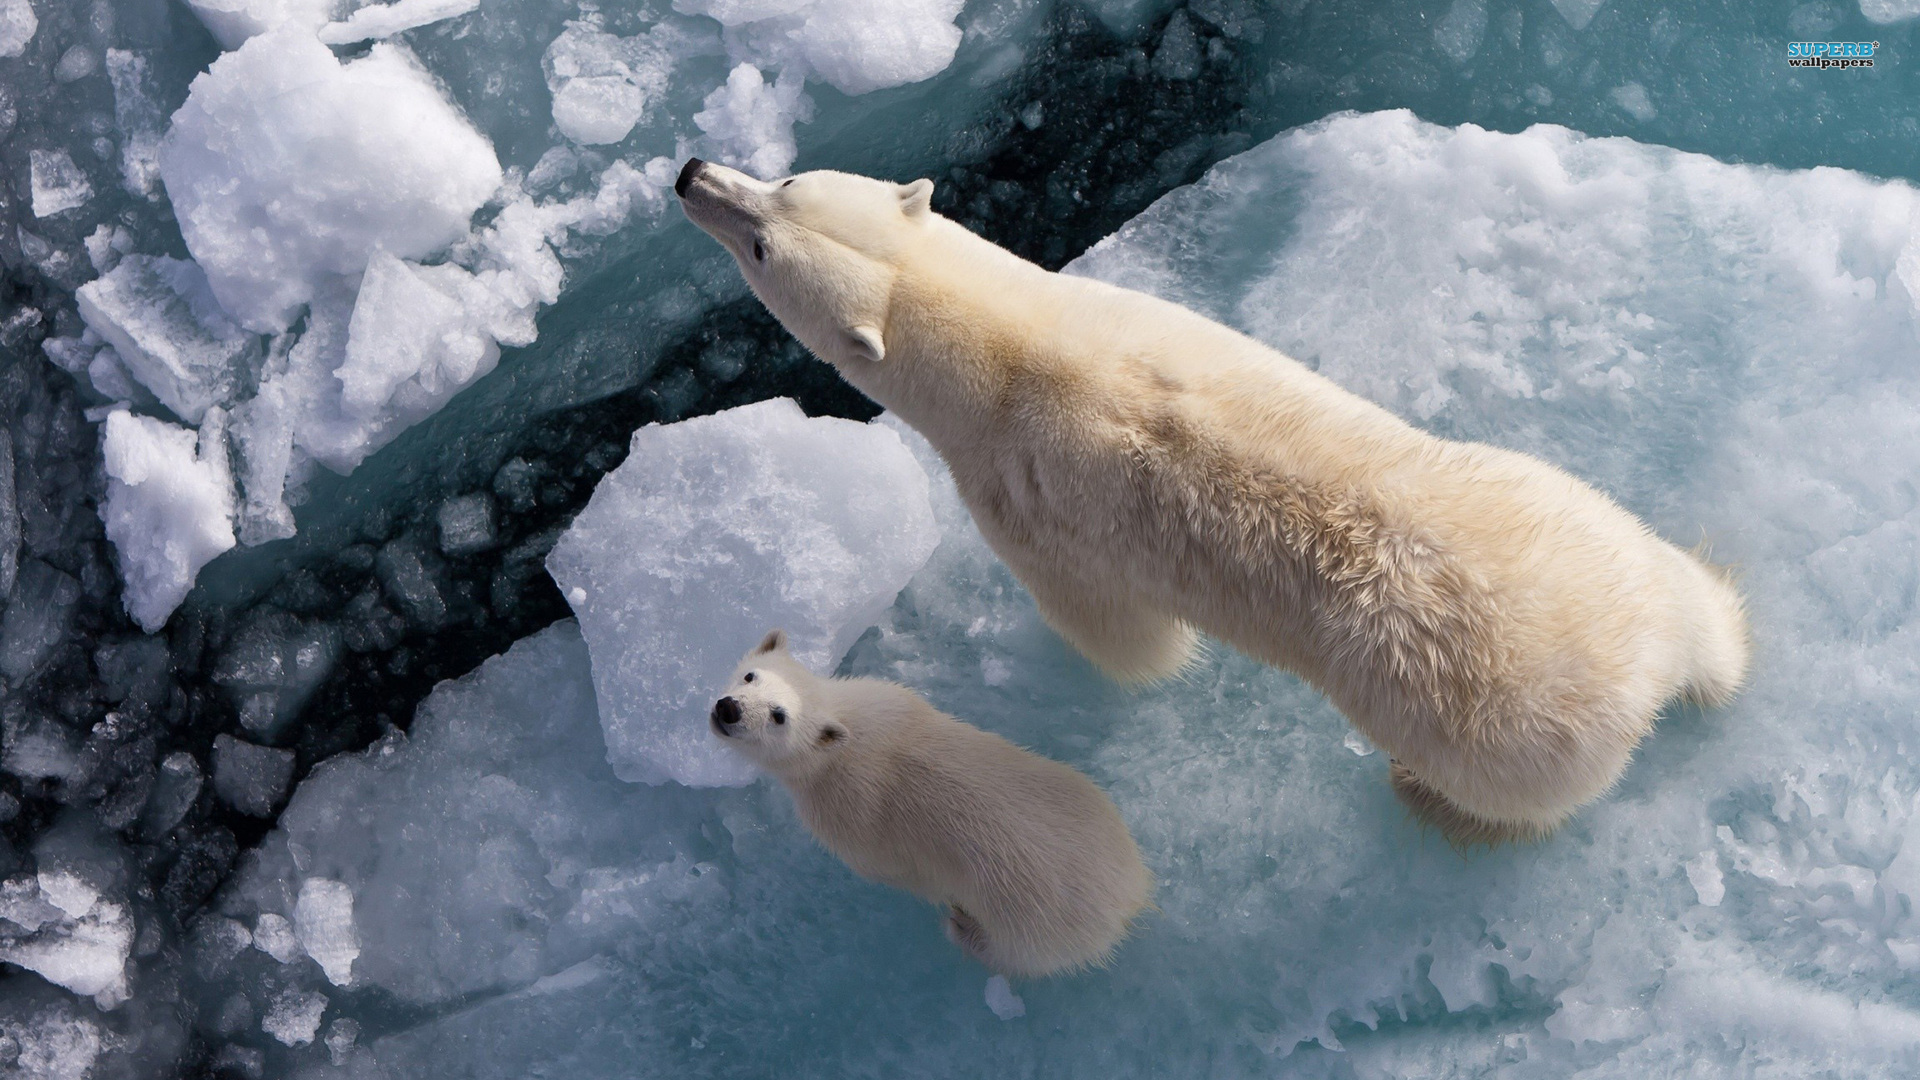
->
[752, 239, 766, 263]
[781, 178, 795, 188]
[769, 707, 787, 725]
[743, 672, 756, 683]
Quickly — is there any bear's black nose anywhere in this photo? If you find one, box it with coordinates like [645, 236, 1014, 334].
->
[711, 695, 741, 729]
[675, 157, 705, 198]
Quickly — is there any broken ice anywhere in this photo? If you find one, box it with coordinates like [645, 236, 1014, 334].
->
[546, 399, 941, 787]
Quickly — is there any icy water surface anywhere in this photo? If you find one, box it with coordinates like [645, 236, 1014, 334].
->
[3, 0, 1920, 1077]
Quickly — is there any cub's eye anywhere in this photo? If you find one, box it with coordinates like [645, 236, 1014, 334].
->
[752, 239, 766, 262]
[781, 178, 795, 188]
[742, 672, 756, 683]
[769, 707, 787, 725]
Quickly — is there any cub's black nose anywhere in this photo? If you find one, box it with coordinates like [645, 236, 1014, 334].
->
[675, 157, 705, 198]
[711, 695, 741, 728]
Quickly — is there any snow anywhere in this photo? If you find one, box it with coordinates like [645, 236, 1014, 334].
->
[99, 410, 236, 632]
[159, 28, 503, 334]
[546, 399, 940, 787]
[75, 256, 260, 424]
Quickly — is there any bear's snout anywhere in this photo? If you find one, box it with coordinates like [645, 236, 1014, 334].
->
[676, 157, 706, 198]
[711, 695, 742, 735]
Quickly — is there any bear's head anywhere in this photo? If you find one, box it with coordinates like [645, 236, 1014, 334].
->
[711, 629, 848, 777]
[675, 157, 934, 371]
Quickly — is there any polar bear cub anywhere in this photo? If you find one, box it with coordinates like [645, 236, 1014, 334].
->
[677, 158, 1751, 846]
[712, 630, 1154, 978]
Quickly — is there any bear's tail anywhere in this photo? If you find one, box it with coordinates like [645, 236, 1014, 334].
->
[1676, 542, 1751, 709]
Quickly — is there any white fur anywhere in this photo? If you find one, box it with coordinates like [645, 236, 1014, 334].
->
[680, 163, 1751, 843]
[713, 631, 1154, 977]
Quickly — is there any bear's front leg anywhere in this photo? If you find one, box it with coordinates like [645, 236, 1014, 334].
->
[1028, 586, 1200, 684]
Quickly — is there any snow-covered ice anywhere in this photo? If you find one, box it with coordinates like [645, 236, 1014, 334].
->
[546, 399, 940, 787]
[0, 0, 35, 59]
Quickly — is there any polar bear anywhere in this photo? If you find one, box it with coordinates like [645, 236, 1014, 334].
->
[677, 158, 1750, 845]
[712, 630, 1155, 978]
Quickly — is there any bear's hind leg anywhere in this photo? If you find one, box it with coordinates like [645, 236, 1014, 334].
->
[1388, 760, 1551, 848]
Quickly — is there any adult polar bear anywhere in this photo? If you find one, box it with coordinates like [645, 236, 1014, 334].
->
[675, 158, 1749, 844]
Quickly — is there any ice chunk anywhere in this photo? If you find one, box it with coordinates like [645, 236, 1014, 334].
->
[692, 63, 811, 180]
[983, 975, 1025, 1020]
[0, 0, 35, 59]
[337, 253, 501, 428]
[676, 0, 963, 97]
[211, 734, 295, 816]
[75, 255, 261, 424]
[141, 751, 203, 836]
[160, 29, 503, 333]
[104, 50, 165, 197]
[211, 609, 341, 739]
[317, 0, 478, 44]
[0, 560, 80, 685]
[0, 998, 104, 1080]
[542, 24, 678, 146]
[1550, 0, 1608, 29]
[294, 878, 358, 986]
[251, 913, 298, 963]
[546, 399, 939, 787]
[1, 714, 81, 783]
[99, 410, 236, 632]
[184, 0, 339, 50]
[220, 621, 725, 1007]
[262, 987, 327, 1046]
[0, 871, 133, 1008]
[436, 492, 496, 555]
[27, 150, 90, 218]
[0, 439, 20, 602]
[1860, 0, 1920, 23]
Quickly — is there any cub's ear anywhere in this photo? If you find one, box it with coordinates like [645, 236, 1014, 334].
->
[755, 629, 788, 654]
[898, 178, 934, 218]
[846, 324, 885, 364]
[815, 723, 846, 747]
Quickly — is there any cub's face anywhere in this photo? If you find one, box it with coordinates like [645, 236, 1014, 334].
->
[711, 629, 847, 776]
[674, 158, 935, 370]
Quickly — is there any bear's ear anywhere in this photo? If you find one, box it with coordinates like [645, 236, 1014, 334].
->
[755, 629, 788, 654]
[815, 723, 846, 748]
[898, 178, 934, 218]
[845, 324, 885, 364]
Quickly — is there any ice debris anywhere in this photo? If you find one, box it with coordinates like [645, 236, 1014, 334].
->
[546, 399, 941, 787]
[316, 0, 480, 44]
[211, 735, 295, 817]
[27, 150, 90, 218]
[0, 0, 36, 59]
